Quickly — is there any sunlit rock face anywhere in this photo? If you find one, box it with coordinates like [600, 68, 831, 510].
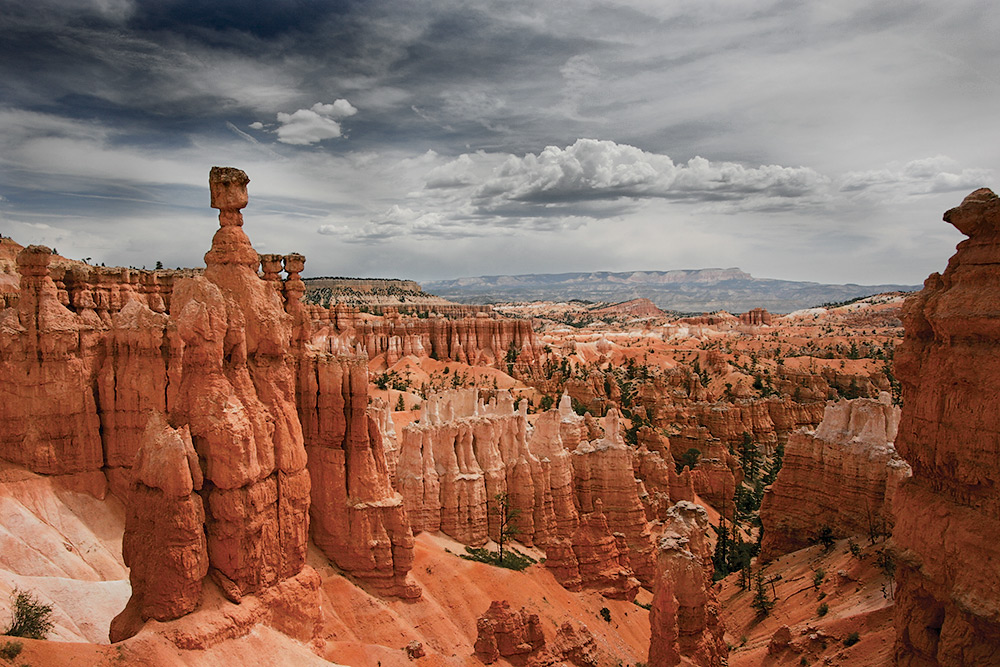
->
[110, 167, 317, 640]
[892, 188, 1000, 666]
[758, 394, 910, 560]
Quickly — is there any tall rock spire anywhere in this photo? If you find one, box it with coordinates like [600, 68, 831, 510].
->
[892, 188, 1000, 665]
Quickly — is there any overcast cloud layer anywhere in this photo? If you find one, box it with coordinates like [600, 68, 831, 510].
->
[0, 0, 996, 284]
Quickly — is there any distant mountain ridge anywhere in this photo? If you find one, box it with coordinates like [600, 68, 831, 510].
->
[424, 268, 919, 314]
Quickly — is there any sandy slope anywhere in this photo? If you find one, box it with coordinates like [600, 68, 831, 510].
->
[0, 467, 651, 666]
[721, 538, 895, 666]
[0, 464, 129, 644]
[317, 532, 651, 666]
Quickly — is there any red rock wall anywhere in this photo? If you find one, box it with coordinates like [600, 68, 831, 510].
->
[297, 350, 419, 598]
[114, 414, 208, 628]
[758, 395, 909, 561]
[0, 169, 424, 643]
[395, 392, 653, 596]
[571, 409, 657, 588]
[892, 189, 1000, 666]
[0, 246, 104, 477]
[303, 303, 538, 367]
[105, 167, 315, 639]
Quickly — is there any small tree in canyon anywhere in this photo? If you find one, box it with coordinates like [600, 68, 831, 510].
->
[490, 492, 521, 565]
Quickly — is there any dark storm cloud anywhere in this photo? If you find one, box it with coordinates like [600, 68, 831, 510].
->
[126, 0, 354, 41]
[0, 0, 996, 283]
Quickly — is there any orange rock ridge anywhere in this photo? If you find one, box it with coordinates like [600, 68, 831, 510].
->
[111, 166, 315, 639]
[395, 391, 656, 597]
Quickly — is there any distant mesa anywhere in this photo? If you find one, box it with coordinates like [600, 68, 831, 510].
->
[425, 268, 920, 314]
[303, 275, 493, 317]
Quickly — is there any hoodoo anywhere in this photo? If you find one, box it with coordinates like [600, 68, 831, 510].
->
[111, 166, 317, 639]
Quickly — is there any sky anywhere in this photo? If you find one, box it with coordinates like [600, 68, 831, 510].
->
[0, 0, 996, 285]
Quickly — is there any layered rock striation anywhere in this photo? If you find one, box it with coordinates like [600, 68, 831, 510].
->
[0, 168, 428, 645]
[474, 600, 546, 664]
[758, 394, 910, 560]
[297, 349, 419, 598]
[302, 303, 539, 368]
[892, 189, 1000, 665]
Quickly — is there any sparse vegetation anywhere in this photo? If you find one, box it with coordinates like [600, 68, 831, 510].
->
[599, 607, 611, 623]
[752, 568, 775, 617]
[844, 631, 861, 647]
[817, 602, 829, 617]
[459, 546, 536, 571]
[816, 525, 835, 551]
[4, 588, 54, 640]
[813, 568, 826, 589]
[678, 447, 701, 472]
[490, 492, 521, 565]
[848, 538, 862, 558]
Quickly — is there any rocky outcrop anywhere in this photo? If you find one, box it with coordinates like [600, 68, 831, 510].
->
[472, 601, 607, 667]
[633, 442, 695, 521]
[549, 621, 603, 667]
[473, 600, 546, 664]
[109, 167, 316, 640]
[739, 308, 772, 326]
[571, 409, 656, 587]
[648, 501, 726, 667]
[0, 245, 104, 478]
[892, 189, 1000, 666]
[303, 304, 538, 368]
[758, 394, 910, 560]
[544, 500, 640, 600]
[297, 350, 419, 598]
[394, 392, 652, 597]
[115, 414, 208, 625]
[0, 167, 421, 610]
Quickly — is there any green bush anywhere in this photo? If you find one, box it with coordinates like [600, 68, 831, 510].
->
[0, 641, 23, 660]
[599, 607, 611, 623]
[459, 546, 536, 571]
[4, 589, 54, 640]
[817, 602, 829, 617]
[844, 631, 860, 647]
[813, 568, 825, 588]
[816, 526, 835, 550]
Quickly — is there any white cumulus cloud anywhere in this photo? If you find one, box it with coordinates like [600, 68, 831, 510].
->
[270, 100, 357, 146]
[469, 139, 829, 211]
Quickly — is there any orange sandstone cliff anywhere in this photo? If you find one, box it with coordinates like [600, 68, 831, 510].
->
[758, 394, 910, 560]
[892, 188, 1000, 666]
